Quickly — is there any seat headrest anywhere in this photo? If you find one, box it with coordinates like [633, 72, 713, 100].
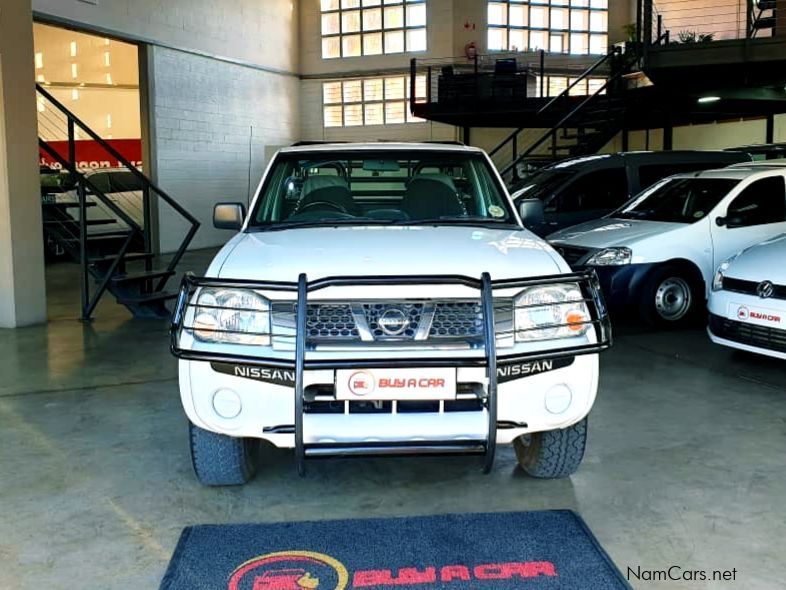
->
[302, 175, 348, 196]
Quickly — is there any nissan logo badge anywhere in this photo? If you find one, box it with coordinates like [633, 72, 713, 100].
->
[378, 309, 408, 336]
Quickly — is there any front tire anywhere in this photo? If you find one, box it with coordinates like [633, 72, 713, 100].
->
[640, 266, 700, 326]
[188, 422, 259, 486]
[513, 417, 588, 479]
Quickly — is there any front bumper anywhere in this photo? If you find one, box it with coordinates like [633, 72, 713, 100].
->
[708, 289, 786, 359]
[171, 271, 612, 474]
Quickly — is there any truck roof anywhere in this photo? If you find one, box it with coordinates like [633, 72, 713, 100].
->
[278, 141, 484, 154]
[671, 163, 786, 181]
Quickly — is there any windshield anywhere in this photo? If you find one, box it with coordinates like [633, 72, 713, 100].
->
[512, 169, 575, 201]
[615, 177, 740, 223]
[248, 150, 516, 229]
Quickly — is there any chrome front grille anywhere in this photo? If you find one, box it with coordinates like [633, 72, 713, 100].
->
[363, 302, 424, 340]
[274, 300, 488, 344]
[430, 302, 483, 338]
[306, 304, 359, 340]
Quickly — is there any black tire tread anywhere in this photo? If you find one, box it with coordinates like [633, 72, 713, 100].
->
[514, 417, 588, 479]
[188, 422, 258, 486]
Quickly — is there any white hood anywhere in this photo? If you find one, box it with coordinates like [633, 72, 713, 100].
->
[213, 225, 566, 281]
[727, 233, 786, 282]
[547, 218, 686, 248]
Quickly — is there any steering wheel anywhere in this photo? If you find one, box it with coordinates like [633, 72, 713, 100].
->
[297, 200, 350, 215]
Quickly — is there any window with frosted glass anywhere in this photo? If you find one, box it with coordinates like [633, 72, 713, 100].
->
[322, 75, 427, 127]
[487, 0, 608, 55]
[321, 0, 427, 59]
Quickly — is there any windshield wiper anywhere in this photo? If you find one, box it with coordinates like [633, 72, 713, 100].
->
[250, 218, 393, 232]
[393, 216, 514, 226]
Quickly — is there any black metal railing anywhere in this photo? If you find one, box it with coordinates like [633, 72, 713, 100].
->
[36, 83, 200, 319]
[170, 270, 612, 474]
[491, 48, 620, 174]
[641, 0, 773, 47]
[409, 50, 605, 112]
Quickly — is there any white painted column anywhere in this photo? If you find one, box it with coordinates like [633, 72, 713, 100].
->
[0, 0, 47, 327]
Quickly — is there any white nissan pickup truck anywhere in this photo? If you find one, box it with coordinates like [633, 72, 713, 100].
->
[170, 142, 611, 485]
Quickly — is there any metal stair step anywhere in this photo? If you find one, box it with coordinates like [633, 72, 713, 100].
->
[111, 270, 175, 285]
[42, 201, 97, 209]
[44, 218, 117, 226]
[90, 252, 155, 264]
[62, 231, 132, 243]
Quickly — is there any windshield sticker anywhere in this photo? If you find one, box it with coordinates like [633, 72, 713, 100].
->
[488, 205, 505, 218]
[694, 211, 704, 218]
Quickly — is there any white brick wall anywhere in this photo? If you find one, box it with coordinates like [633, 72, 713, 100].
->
[152, 47, 299, 252]
[33, 0, 299, 73]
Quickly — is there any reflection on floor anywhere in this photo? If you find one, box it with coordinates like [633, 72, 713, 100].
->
[1, 250, 785, 589]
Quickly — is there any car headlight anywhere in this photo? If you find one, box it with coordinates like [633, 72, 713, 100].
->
[712, 256, 738, 292]
[191, 288, 271, 345]
[514, 283, 591, 342]
[585, 247, 632, 266]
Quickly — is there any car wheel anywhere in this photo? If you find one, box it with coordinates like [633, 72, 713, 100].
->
[513, 417, 588, 479]
[640, 266, 699, 326]
[188, 422, 259, 486]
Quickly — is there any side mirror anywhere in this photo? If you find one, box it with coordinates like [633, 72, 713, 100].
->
[518, 198, 545, 225]
[213, 202, 246, 230]
[716, 215, 743, 228]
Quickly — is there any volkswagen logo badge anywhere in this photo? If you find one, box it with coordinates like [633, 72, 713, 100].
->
[756, 280, 774, 299]
[377, 308, 409, 336]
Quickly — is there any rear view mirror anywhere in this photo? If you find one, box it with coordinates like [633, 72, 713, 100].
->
[518, 198, 545, 225]
[213, 202, 246, 230]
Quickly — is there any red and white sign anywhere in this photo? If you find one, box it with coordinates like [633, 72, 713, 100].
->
[336, 368, 457, 401]
[730, 303, 784, 328]
[39, 139, 142, 170]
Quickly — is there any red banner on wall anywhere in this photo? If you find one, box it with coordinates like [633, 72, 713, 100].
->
[39, 139, 143, 170]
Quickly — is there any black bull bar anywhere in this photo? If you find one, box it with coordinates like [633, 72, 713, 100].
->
[170, 271, 612, 475]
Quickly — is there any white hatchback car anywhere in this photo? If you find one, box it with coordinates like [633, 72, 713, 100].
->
[709, 233, 786, 359]
[546, 162, 786, 324]
[170, 142, 612, 485]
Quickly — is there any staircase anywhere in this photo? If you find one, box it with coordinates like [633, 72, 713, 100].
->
[488, 47, 633, 186]
[749, 0, 777, 36]
[36, 84, 200, 320]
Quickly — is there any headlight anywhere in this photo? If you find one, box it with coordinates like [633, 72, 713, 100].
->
[514, 283, 591, 342]
[191, 288, 271, 345]
[585, 247, 632, 266]
[712, 258, 735, 292]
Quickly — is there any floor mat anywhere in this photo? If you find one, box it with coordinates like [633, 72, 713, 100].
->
[160, 510, 630, 589]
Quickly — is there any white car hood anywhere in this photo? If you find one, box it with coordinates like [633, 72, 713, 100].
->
[214, 225, 565, 281]
[547, 218, 686, 248]
[727, 233, 786, 282]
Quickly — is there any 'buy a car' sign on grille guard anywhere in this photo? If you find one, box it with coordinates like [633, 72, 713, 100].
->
[335, 368, 457, 401]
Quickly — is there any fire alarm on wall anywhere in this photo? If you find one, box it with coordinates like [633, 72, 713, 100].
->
[464, 21, 476, 31]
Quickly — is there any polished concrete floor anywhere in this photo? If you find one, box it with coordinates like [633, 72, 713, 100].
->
[1, 250, 785, 589]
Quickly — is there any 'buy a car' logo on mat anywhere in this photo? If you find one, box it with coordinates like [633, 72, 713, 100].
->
[227, 550, 557, 589]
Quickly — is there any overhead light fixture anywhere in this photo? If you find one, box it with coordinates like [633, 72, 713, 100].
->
[71, 63, 78, 79]
[104, 51, 111, 67]
[70, 41, 78, 57]
[35, 52, 44, 69]
[36, 74, 45, 82]
[72, 89, 79, 101]
[698, 96, 721, 103]
[106, 73, 113, 85]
